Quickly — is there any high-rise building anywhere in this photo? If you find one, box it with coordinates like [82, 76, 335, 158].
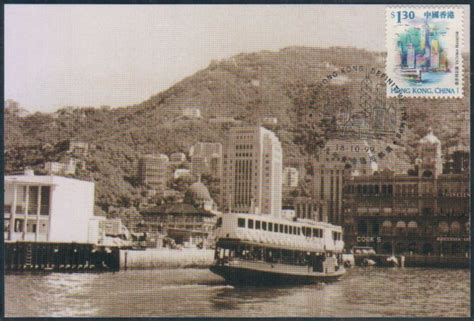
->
[420, 27, 426, 50]
[189, 142, 222, 177]
[407, 43, 415, 68]
[312, 157, 345, 225]
[294, 197, 326, 222]
[283, 167, 299, 189]
[220, 126, 283, 218]
[439, 51, 448, 71]
[191, 155, 209, 177]
[430, 39, 439, 69]
[138, 154, 169, 192]
[190, 142, 222, 158]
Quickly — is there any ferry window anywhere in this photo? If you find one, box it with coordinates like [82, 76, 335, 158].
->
[297, 227, 301, 235]
[238, 218, 245, 228]
[256, 221, 261, 230]
[248, 219, 254, 229]
[289, 226, 293, 234]
[262, 222, 267, 231]
[280, 224, 284, 233]
[284, 225, 288, 234]
[312, 228, 317, 237]
[268, 223, 273, 232]
[320, 230, 324, 238]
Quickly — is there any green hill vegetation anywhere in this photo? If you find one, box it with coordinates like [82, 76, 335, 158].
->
[5, 46, 470, 214]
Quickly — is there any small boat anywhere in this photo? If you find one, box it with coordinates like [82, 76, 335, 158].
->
[209, 213, 346, 285]
[399, 68, 423, 81]
[362, 258, 376, 266]
[386, 256, 399, 267]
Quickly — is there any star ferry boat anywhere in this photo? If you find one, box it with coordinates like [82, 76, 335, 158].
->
[210, 213, 345, 285]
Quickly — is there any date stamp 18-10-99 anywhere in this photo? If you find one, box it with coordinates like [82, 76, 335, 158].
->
[386, 6, 464, 98]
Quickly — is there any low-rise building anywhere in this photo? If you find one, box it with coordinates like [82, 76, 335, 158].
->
[182, 107, 201, 118]
[88, 216, 131, 246]
[174, 168, 192, 180]
[343, 131, 469, 256]
[262, 116, 278, 125]
[140, 203, 217, 248]
[4, 173, 95, 243]
[44, 157, 78, 175]
[444, 144, 469, 174]
[68, 141, 89, 157]
[209, 116, 241, 124]
[170, 152, 186, 164]
[343, 169, 469, 256]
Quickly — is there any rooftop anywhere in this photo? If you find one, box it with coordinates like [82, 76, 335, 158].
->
[141, 203, 215, 216]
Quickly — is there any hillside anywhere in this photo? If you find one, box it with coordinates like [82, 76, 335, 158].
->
[5, 46, 470, 211]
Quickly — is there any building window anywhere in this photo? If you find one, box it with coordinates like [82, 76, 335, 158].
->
[28, 186, 39, 215]
[4, 219, 10, 233]
[40, 186, 51, 215]
[248, 220, 253, 229]
[387, 185, 393, 195]
[27, 222, 37, 233]
[16, 186, 27, 214]
[14, 219, 24, 233]
[238, 218, 245, 228]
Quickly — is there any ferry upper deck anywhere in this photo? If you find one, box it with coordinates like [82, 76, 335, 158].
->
[214, 213, 344, 253]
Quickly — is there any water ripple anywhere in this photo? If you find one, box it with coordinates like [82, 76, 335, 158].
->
[5, 267, 470, 317]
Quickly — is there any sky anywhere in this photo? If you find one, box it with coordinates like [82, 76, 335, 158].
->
[5, 5, 470, 113]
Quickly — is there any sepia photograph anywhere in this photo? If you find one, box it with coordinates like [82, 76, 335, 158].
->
[3, 3, 471, 317]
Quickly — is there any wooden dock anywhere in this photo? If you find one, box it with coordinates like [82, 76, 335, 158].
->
[5, 241, 120, 272]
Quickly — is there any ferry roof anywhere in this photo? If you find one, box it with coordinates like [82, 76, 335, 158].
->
[223, 212, 343, 231]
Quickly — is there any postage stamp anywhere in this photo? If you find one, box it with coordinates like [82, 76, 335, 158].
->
[386, 7, 464, 98]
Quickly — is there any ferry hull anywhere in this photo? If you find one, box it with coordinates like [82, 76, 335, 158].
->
[210, 265, 345, 285]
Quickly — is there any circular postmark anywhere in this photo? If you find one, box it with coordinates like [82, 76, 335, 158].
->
[295, 65, 408, 170]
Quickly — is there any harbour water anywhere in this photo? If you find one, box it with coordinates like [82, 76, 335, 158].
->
[5, 267, 470, 317]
